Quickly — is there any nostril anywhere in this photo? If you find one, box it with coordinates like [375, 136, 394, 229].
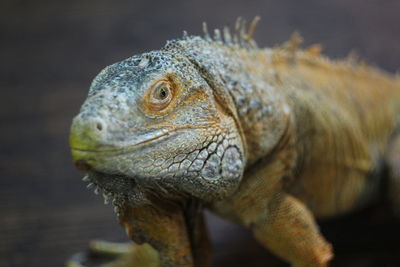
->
[95, 122, 103, 131]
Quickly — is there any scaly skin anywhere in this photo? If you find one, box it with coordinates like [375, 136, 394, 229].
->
[69, 19, 400, 266]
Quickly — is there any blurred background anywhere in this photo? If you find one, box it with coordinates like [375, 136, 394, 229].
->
[1, 0, 400, 266]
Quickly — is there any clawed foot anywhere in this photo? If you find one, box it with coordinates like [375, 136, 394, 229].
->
[66, 240, 159, 267]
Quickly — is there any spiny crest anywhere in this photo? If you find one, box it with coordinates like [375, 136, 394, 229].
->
[341, 50, 379, 74]
[345, 50, 361, 66]
[81, 174, 123, 218]
[280, 32, 303, 65]
[304, 44, 323, 57]
[282, 31, 303, 53]
[189, 16, 261, 49]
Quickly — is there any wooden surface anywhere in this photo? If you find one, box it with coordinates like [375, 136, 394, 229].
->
[1, 0, 400, 266]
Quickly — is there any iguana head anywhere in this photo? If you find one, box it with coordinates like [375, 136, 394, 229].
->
[70, 38, 245, 205]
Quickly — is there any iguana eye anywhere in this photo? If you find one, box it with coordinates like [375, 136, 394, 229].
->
[148, 80, 173, 111]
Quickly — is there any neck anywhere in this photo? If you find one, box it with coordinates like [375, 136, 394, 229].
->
[231, 80, 291, 166]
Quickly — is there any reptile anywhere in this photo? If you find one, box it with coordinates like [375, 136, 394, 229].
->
[69, 17, 400, 267]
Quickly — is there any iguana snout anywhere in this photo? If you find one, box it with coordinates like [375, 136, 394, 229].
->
[69, 112, 109, 171]
[70, 113, 107, 150]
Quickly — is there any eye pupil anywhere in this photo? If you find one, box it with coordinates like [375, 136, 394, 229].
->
[160, 88, 167, 98]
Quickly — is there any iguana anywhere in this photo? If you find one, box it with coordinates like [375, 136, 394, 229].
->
[69, 17, 400, 267]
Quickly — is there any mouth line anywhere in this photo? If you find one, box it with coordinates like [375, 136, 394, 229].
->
[71, 129, 174, 154]
[71, 125, 214, 160]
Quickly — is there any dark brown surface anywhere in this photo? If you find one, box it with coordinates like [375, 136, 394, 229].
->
[1, 0, 400, 266]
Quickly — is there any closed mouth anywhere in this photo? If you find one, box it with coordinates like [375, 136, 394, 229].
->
[70, 129, 175, 157]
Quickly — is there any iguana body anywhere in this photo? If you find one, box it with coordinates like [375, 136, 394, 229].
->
[69, 19, 400, 266]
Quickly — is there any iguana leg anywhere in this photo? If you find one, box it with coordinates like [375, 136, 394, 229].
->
[385, 133, 400, 214]
[99, 204, 211, 267]
[67, 200, 211, 267]
[186, 213, 212, 267]
[252, 194, 333, 267]
[67, 201, 194, 267]
[120, 201, 194, 267]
